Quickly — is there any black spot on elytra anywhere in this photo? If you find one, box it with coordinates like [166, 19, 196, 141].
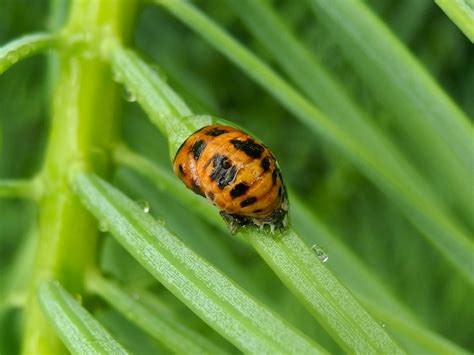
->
[206, 128, 229, 136]
[253, 209, 263, 213]
[260, 156, 271, 172]
[209, 154, 237, 189]
[272, 169, 278, 185]
[192, 140, 206, 160]
[191, 179, 205, 197]
[240, 196, 257, 207]
[278, 186, 283, 197]
[230, 183, 249, 198]
[230, 139, 264, 159]
[178, 164, 185, 177]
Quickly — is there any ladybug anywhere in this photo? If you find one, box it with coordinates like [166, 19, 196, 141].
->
[173, 125, 289, 233]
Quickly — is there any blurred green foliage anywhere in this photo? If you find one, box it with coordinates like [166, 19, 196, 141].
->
[0, 0, 472, 353]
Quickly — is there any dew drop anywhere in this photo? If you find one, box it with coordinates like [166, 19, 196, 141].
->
[135, 199, 150, 213]
[98, 221, 109, 232]
[312, 244, 329, 263]
[381, 323, 386, 328]
[122, 87, 136, 102]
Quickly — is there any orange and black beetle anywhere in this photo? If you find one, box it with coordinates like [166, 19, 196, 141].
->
[173, 125, 288, 233]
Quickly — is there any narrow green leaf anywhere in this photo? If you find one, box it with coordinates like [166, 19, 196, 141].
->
[358, 297, 468, 355]
[113, 146, 404, 352]
[37, 280, 129, 355]
[88, 274, 228, 354]
[111, 43, 470, 352]
[110, 47, 202, 158]
[240, 228, 403, 354]
[305, 0, 473, 211]
[224, 0, 471, 218]
[223, 0, 381, 140]
[150, 0, 474, 283]
[0, 179, 40, 200]
[435, 0, 474, 42]
[72, 172, 326, 354]
[108, 39, 469, 351]
[290, 195, 413, 317]
[113, 145, 222, 229]
[0, 33, 56, 75]
[116, 148, 463, 353]
[291, 197, 467, 354]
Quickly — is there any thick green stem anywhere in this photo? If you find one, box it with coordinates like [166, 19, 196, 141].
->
[21, 1, 137, 353]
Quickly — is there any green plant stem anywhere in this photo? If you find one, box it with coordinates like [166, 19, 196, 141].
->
[21, 1, 138, 353]
[435, 0, 474, 42]
[152, 0, 474, 284]
[38, 280, 129, 354]
[87, 273, 228, 354]
[0, 33, 56, 75]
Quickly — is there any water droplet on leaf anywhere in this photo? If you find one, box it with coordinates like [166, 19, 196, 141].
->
[312, 244, 329, 263]
[98, 221, 109, 232]
[135, 199, 150, 213]
[122, 87, 136, 102]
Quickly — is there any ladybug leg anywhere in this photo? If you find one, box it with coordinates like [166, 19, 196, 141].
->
[219, 211, 250, 234]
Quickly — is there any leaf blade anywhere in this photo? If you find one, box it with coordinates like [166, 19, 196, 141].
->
[73, 171, 326, 354]
[241, 228, 403, 354]
[148, 0, 474, 284]
[115, 143, 465, 354]
[436, 0, 474, 43]
[88, 274, 229, 355]
[38, 280, 129, 355]
[0, 33, 56, 75]
[305, 0, 473, 214]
